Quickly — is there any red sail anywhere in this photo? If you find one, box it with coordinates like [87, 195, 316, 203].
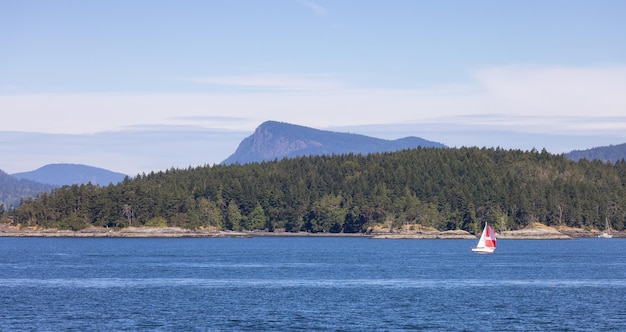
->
[485, 225, 497, 248]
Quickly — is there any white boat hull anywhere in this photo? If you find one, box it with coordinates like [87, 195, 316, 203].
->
[471, 246, 495, 254]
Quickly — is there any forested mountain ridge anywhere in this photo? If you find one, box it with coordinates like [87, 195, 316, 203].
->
[566, 142, 626, 163]
[6, 147, 626, 234]
[0, 169, 57, 210]
[12, 163, 128, 187]
[222, 121, 446, 164]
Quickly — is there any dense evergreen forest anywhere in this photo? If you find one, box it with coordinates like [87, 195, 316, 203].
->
[3, 147, 626, 234]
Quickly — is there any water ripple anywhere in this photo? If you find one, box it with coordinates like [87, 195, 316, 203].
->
[1, 277, 624, 289]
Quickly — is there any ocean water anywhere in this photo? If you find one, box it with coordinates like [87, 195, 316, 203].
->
[1, 236, 625, 331]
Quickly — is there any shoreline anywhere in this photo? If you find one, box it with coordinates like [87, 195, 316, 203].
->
[1, 225, 621, 239]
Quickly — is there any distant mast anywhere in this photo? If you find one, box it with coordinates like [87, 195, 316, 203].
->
[598, 217, 613, 238]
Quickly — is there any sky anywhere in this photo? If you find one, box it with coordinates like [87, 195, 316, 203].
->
[1, 0, 625, 175]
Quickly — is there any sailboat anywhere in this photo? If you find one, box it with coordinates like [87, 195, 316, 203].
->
[471, 223, 497, 253]
[598, 218, 613, 238]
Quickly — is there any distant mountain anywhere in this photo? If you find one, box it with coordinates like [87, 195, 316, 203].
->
[566, 142, 626, 163]
[222, 121, 446, 165]
[0, 169, 57, 209]
[12, 164, 128, 187]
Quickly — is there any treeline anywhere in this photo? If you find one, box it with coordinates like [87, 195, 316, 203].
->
[4, 147, 626, 234]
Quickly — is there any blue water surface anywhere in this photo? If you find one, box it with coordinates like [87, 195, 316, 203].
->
[1, 237, 625, 331]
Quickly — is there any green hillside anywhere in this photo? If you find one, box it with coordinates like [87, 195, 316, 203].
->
[4, 147, 626, 233]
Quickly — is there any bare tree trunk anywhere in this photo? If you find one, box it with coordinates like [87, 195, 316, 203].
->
[123, 204, 132, 227]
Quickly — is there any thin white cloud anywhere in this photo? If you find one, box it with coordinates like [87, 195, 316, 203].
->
[473, 65, 626, 117]
[169, 116, 248, 122]
[1, 65, 625, 138]
[424, 114, 626, 137]
[186, 73, 347, 91]
[297, 0, 328, 16]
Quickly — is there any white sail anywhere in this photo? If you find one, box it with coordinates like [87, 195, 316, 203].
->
[598, 217, 613, 238]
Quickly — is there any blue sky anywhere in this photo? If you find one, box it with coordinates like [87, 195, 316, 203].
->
[1, 0, 625, 175]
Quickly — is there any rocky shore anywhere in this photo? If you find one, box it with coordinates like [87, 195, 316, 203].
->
[497, 228, 572, 240]
[0, 224, 621, 239]
[0, 225, 242, 238]
[369, 229, 476, 239]
[498, 223, 624, 239]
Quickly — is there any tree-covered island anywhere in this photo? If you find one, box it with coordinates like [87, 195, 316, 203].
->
[2, 147, 625, 236]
